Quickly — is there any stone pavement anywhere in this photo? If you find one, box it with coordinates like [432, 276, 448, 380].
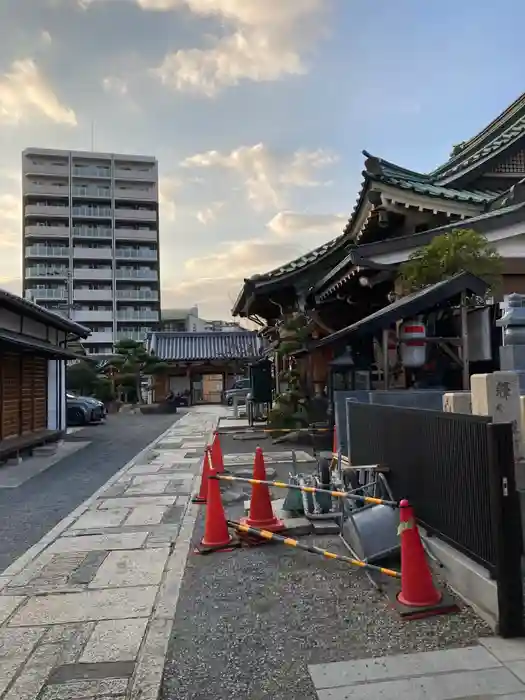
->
[0, 406, 224, 700]
[308, 638, 525, 700]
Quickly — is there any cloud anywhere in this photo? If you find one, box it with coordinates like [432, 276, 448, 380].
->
[40, 30, 53, 46]
[181, 143, 338, 211]
[0, 59, 77, 126]
[267, 211, 346, 237]
[147, 0, 326, 96]
[102, 76, 128, 95]
[159, 175, 181, 223]
[195, 201, 224, 225]
[0, 191, 22, 285]
[163, 237, 304, 318]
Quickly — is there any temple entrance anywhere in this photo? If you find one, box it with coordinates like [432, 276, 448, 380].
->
[192, 373, 224, 403]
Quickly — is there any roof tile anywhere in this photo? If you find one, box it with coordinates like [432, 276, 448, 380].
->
[148, 331, 263, 361]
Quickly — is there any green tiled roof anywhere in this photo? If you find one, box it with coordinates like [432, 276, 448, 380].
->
[433, 116, 525, 184]
[431, 92, 525, 184]
[250, 234, 345, 282]
[363, 153, 497, 204]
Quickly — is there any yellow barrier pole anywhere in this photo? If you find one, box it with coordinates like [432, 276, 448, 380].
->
[227, 520, 401, 578]
[211, 474, 399, 508]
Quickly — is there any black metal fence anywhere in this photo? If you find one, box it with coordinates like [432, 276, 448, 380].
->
[346, 402, 523, 637]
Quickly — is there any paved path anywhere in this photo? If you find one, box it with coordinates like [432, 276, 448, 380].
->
[0, 406, 223, 700]
[0, 413, 180, 572]
[308, 638, 525, 700]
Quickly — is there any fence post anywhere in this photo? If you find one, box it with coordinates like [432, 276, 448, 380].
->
[488, 422, 524, 637]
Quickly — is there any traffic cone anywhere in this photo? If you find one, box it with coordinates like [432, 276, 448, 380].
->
[394, 500, 457, 619]
[211, 431, 225, 473]
[241, 447, 285, 533]
[196, 463, 236, 553]
[191, 447, 211, 504]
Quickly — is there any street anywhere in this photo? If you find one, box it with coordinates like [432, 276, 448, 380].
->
[0, 412, 180, 572]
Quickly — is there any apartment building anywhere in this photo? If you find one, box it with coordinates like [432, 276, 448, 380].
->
[161, 306, 244, 333]
[22, 148, 161, 355]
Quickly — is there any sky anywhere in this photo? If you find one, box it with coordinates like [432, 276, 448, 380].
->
[1, 0, 525, 321]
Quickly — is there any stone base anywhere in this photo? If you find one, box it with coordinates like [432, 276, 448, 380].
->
[312, 520, 341, 535]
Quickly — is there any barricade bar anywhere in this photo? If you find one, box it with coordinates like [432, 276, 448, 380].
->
[227, 520, 401, 578]
[210, 474, 399, 508]
[214, 427, 333, 434]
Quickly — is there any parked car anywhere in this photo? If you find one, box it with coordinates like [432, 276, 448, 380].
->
[66, 393, 105, 426]
[224, 378, 251, 406]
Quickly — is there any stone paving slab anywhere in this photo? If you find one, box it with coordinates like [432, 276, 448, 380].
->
[224, 450, 315, 466]
[0, 407, 223, 700]
[309, 643, 525, 700]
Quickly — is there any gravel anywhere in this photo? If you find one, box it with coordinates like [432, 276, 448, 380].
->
[162, 500, 492, 700]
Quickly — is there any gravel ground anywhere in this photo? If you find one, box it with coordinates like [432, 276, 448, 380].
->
[162, 434, 492, 700]
[0, 411, 180, 571]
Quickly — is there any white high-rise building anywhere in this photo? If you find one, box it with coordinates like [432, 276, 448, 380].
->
[22, 148, 161, 355]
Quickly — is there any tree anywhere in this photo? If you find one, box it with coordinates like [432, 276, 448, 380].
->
[109, 339, 168, 403]
[66, 360, 98, 395]
[218, 334, 264, 377]
[398, 228, 503, 295]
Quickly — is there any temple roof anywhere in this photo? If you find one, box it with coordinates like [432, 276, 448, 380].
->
[233, 92, 525, 318]
[231, 233, 348, 316]
[363, 153, 497, 203]
[431, 91, 525, 185]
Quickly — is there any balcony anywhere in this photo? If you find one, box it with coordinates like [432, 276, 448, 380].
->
[25, 246, 70, 258]
[86, 331, 114, 343]
[116, 268, 158, 281]
[114, 187, 156, 201]
[72, 186, 111, 199]
[73, 167, 111, 179]
[73, 247, 113, 260]
[26, 288, 67, 301]
[25, 183, 69, 197]
[114, 228, 157, 242]
[25, 267, 68, 280]
[115, 249, 157, 261]
[73, 226, 112, 239]
[114, 167, 156, 181]
[114, 208, 156, 222]
[72, 310, 113, 323]
[72, 206, 112, 218]
[74, 289, 113, 302]
[23, 162, 69, 177]
[73, 268, 112, 280]
[117, 311, 159, 322]
[116, 290, 159, 301]
[25, 204, 70, 217]
[116, 330, 150, 341]
[25, 225, 70, 239]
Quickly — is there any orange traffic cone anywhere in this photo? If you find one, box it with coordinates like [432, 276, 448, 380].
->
[211, 431, 225, 473]
[395, 499, 457, 619]
[197, 463, 235, 553]
[241, 447, 284, 533]
[191, 447, 211, 504]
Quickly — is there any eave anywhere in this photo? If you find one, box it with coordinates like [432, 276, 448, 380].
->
[431, 92, 525, 185]
[231, 235, 348, 318]
[352, 198, 525, 267]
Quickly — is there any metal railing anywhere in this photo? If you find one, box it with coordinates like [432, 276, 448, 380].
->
[72, 227, 112, 238]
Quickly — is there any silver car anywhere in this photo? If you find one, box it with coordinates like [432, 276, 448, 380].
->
[224, 378, 251, 406]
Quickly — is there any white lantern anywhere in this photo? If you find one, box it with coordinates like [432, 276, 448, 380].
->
[399, 320, 426, 368]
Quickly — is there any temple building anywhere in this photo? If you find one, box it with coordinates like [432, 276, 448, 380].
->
[232, 91, 525, 396]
